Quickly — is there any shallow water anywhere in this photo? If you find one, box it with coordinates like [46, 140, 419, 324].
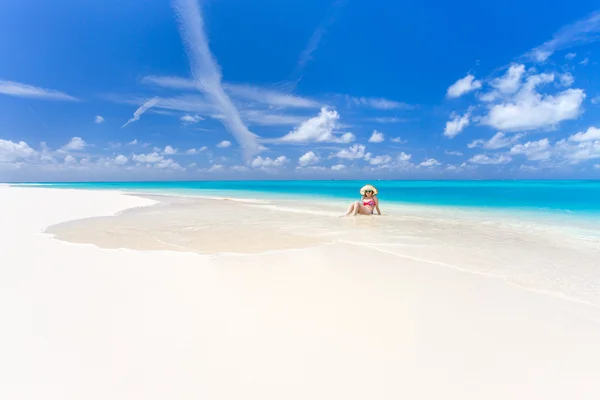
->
[16, 180, 600, 218]
[46, 193, 600, 307]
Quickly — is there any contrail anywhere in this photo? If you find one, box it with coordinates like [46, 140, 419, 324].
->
[27, 104, 48, 131]
[121, 97, 159, 128]
[291, 0, 348, 85]
[172, 0, 260, 159]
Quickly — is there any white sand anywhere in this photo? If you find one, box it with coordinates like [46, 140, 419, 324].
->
[1, 186, 600, 399]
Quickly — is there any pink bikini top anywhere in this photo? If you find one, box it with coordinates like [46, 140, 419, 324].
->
[362, 199, 375, 207]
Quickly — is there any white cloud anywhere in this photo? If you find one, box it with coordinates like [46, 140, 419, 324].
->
[180, 114, 204, 124]
[418, 158, 441, 167]
[481, 71, 585, 131]
[444, 110, 470, 138]
[114, 155, 128, 165]
[251, 155, 288, 168]
[38, 142, 54, 163]
[224, 84, 319, 108]
[217, 140, 232, 148]
[559, 72, 574, 87]
[64, 155, 77, 165]
[592, 96, 600, 105]
[369, 117, 404, 123]
[231, 165, 249, 172]
[298, 151, 319, 166]
[348, 96, 413, 110]
[129, 91, 309, 131]
[130, 94, 212, 115]
[527, 11, 600, 62]
[0, 139, 37, 162]
[445, 150, 463, 156]
[519, 164, 539, 172]
[489, 64, 526, 96]
[155, 158, 184, 170]
[556, 139, 600, 162]
[241, 110, 309, 126]
[0, 139, 194, 179]
[391, 136, 407, 144]
[368, 130, 385, 143]
[338, 132, 356, 143]
[62, 137, 86, 151]
[122, 97, 159, 128]
[565, 52, 577, 60]
[0, 79, 78, 101]
[445, 164, 461, 171]
[568, 126, 600, 142]
[132, 152, 164, 163]
[368, 155, 392, 165]
[186, 147, 206, 154]
[506, 132, 600, 164]
[275, 107, 355, 143]
[580, 57, 589, 66]
[468, 154, 512, 165]
[594, 164, 600, 169]
[333, 144, 369, 160]
[172, 0, 261, 157]
[150, 109, 179, 116]
[141, 76, 196, 90]
[163, 145, 178, 155]
[142, 75, 319, 109]
[128, 139, 138, 145]
[510, 139, 552, 161]
[295, 165, 328, 172]
[398, 152, 412, 163]
[331, 164, 346, 171]
[468, 132, 525, 150]
[446, 74, 482, 98]
[208, 164, 223, 171]
[94, 115, 105, 124]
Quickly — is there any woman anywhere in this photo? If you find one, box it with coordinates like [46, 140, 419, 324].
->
[345, 184, 381, 216]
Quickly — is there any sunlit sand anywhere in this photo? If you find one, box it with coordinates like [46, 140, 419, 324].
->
[2, 186, 600, 400]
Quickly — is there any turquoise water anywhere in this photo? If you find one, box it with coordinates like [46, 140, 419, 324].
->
[14, 180, 600, 218]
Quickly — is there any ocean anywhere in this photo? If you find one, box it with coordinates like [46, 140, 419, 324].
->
[15, 179, 600, 217]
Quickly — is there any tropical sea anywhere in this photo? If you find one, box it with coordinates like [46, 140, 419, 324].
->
[12, 179, 600, 241]
[14, 179, 600, 217]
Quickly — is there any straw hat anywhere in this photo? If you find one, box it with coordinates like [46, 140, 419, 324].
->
[360, 184, 378, 195]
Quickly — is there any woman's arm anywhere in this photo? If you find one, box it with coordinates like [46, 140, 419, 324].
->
[374, 196, 381, 215]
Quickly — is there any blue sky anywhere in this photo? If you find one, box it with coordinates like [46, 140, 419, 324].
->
[1, 0, 600, 181]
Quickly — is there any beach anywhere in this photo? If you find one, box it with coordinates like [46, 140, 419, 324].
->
[2, 185, 600, 399]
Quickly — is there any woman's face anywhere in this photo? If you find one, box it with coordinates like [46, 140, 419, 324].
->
[364, 190, 374, 197]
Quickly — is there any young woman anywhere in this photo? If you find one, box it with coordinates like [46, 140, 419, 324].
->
[345, 184, 381, 216]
